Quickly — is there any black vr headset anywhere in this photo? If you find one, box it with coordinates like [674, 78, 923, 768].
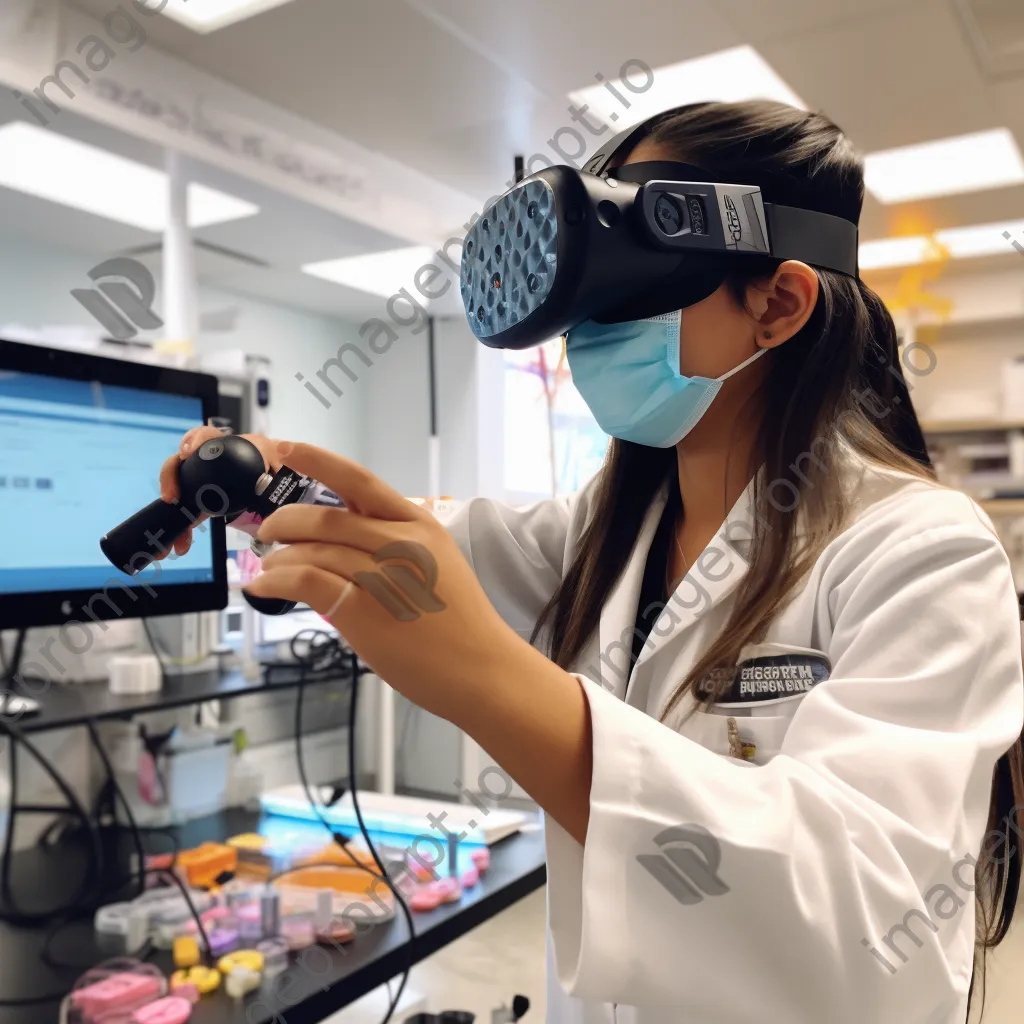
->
[459, 112, 860, 351]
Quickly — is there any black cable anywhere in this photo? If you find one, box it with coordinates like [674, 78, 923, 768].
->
[0, 715, 187, 941]
[138, 865, 213, 965]
[86, 725, 211, 957]
[345, 649, 415, 1024]
[85, 720, 145, 901]
[140, 619, 168, 688]
[0, 718, 103, 926]
[290, 636, 414, 1024]
[0, 721, 210, 1004]
[16, 804, 80, 816]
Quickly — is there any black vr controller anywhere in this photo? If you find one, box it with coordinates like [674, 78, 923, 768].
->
[99, 435, 314, 616]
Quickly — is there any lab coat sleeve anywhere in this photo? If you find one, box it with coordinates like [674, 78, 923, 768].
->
[440, 490, 584, 639]
[545, 508, 1024, 1022]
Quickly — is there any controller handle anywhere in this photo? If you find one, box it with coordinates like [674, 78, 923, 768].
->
[100, 435, 297, 615]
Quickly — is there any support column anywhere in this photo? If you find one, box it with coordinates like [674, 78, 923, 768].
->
[161, 150, 198, 364]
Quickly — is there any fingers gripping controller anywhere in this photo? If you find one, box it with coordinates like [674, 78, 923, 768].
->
[99, 436, 343, 615]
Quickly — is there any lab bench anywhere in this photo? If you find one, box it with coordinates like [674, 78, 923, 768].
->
[0, 805, 547, 1023]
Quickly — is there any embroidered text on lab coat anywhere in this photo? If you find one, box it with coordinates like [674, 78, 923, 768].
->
[697, 652, 831, 708]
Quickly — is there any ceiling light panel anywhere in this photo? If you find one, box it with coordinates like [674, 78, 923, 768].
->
[0, 122, 259, 230]
[568, 46, 806, 130]
[864, 128, 1024, 203]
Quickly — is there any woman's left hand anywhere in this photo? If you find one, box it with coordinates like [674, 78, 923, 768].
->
[243, 441, 527, 722]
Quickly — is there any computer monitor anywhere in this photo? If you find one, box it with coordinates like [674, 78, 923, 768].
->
[0, 338, 227, 629]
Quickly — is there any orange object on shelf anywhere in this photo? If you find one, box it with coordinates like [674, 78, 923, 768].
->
[176, 843, 238, 888]
[272, 864, 373, 897]
[294, 842, 376, 872]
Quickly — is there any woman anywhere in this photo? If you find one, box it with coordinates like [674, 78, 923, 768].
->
[161, 101, 1023, 1023]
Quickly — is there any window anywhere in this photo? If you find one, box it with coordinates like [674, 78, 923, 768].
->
[503, 338, 609, 497]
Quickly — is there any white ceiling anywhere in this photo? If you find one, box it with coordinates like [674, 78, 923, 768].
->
[3, 0, 1024, 322]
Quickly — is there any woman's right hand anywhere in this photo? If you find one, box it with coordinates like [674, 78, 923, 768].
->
[155, 425, 283, 559]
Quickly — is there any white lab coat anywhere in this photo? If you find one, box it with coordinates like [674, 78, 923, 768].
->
[443, 446, 1024, 1024]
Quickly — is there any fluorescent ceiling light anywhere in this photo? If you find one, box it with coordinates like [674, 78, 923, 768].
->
[938, 219, 1024, 258]
[864, 129, 1024, 203]
[149, 0, 300, 33]
[302, 247, 435, 299]
[568, 46, 805, 130]
[858, 219, 1024, 269]
[858, 237, 936, 270]
[0, 122, 259, 230]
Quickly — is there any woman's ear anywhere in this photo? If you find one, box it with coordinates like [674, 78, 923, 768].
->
[745, 261, 819, 349]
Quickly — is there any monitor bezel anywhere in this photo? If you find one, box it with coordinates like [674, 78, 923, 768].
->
[0, 338, 228, 629]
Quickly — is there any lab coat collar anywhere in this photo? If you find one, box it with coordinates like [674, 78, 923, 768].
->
[579, 475, 757, 702]
[580, 442, 878, 703]
[578, 486, 669, 701]
[630, 477, 757, 676]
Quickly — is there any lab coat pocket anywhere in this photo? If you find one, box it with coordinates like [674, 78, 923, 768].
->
[680, 642, 831, 764]
[681, 705, 795, 765]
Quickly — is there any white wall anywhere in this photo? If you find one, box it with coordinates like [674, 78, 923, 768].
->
[197, 289, 366, 460]
[358, 312, 505, 498]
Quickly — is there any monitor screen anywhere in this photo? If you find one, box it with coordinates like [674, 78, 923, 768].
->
[0, 340, 227, 629]
[0, 372, 215, 594]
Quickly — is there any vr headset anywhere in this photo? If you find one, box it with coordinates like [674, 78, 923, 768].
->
[459, 112, 860, 351]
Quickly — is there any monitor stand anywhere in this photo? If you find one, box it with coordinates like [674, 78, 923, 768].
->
[0, 692, 40, 718]
[1, 629, 41, 718]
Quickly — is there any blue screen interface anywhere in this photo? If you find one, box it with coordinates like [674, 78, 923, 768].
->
[0, 369, 214, 595]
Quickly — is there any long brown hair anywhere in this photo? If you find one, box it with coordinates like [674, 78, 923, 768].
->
[532, 100, 1023, 1015]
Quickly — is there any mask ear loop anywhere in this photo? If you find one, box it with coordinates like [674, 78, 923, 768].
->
[716, 346, 768, 383]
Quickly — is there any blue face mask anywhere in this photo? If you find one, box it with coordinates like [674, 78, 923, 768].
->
[564, 311, 767, 448]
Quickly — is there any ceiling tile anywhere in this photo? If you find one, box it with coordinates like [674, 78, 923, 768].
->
[761, 0, 995, 152]
[715, 0, 920, 42]
[404, 0, 741, 98]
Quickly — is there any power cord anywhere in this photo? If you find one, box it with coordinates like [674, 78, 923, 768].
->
[342, 650, 416, 1024]
[290, 632, 415, 1024]
[140, 619, 168, 686]
[0, 715, 213, 1008]
[84, 720, 213, 960]
[85, 720, 145, 901]
[142, 618, 215, 668]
